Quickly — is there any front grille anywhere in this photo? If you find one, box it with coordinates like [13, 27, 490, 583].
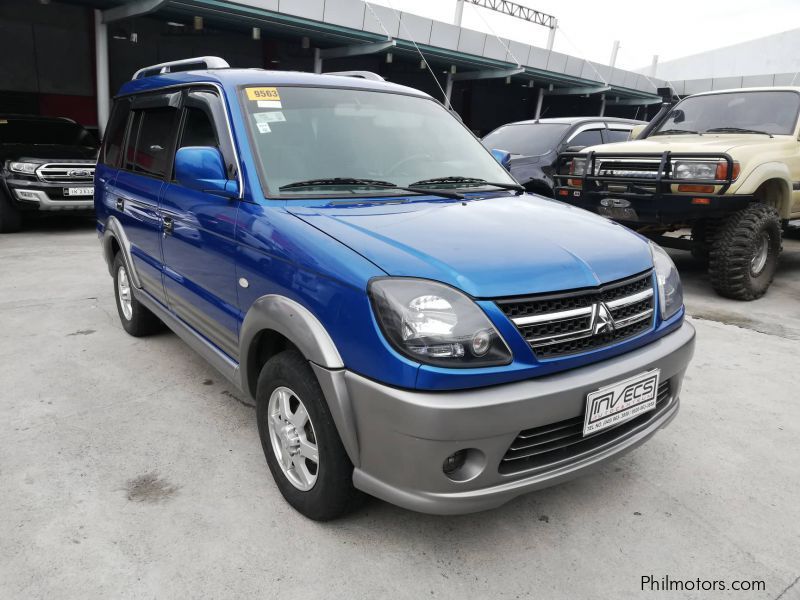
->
[497, 271, 655, 360]
[36, 163, 95, 183]
[596, 160, 661, 179]
[499, 380, 672, 474]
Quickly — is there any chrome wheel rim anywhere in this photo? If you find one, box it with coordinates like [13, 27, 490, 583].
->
[117, 265, 133, 320]
[267, 386, 319, 491]
[751, 232, 770, 276]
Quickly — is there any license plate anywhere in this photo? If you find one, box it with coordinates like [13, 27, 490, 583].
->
[598, 206, 638, 221]
[64, 186, 94, 197]
[583, 369, 660, 436]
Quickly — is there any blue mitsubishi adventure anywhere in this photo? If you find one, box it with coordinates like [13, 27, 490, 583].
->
[96, 57, 695, 520]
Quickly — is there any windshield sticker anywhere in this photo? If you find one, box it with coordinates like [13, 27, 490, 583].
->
[257, 100, 282, 109]
[246, 87, 280, 102]
[255, 121, 271, 134]
[254, 111, 286, 124]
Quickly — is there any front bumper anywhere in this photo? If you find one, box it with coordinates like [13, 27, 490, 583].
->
[5, 180, 94, 211]
[558, 188, 753, 225]
[316, 322, 695, 515]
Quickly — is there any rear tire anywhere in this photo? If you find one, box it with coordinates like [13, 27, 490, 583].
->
[256, 349, 362, 521]
[112, 253, 163, 336]
[708, 204, 782, 300]
[0, 190, 22, 233]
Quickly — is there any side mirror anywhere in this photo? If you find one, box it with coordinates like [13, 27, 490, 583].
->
[174, 146, 238, 198]
[629, 124, 646, 140]
[490, 148, 512, 170]
[671, 109, 685, 123]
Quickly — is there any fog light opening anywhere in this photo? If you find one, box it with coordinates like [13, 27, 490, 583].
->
[442, 448, 486, 482]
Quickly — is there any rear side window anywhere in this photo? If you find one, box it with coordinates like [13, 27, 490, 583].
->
[605, 129, 631, 143]
[126, 107, 179, 178]
[569, 129, 603, 148]
[101, 99, 131, 167]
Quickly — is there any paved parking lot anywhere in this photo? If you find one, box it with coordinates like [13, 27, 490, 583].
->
[1, 219, 799, 600]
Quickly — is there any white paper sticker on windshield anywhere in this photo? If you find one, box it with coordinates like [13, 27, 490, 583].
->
[256, 122, 271, 134]
[254, 111, 286, 124]
[257, 100, 282, 109]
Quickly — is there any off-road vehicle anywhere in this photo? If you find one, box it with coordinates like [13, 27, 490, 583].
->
[0, 114, 98, 232]
[556, 87, 800, 300]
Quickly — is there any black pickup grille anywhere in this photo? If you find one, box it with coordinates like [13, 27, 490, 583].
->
[499, 380, 672, 474]
[496, 271, 655, 360]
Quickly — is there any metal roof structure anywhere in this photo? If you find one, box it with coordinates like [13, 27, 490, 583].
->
[83, 0, 662, 106]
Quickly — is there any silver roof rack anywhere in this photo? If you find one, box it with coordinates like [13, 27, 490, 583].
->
[133, 56, 230, 80]
[324, 71, 384, 81]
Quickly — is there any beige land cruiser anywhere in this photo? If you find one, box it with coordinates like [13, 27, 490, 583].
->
[556, 87, 800, 300]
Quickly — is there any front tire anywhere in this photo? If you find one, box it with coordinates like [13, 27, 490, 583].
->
[256, 350, 362, 520]
[112, 253, 163, 336]
[708, 204, 782, 300]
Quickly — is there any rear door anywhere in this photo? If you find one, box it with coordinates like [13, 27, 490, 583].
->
[160, 87, 241, 359]
[112, 92, 181, 304]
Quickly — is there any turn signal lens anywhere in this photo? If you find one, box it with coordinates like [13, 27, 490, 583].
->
[678, 184, 715, 193]
[714, 161, 740, 181]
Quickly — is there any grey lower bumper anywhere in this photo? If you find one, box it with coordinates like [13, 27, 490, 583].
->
[315, 322, 695, 515]
[12, 188, 93, 210]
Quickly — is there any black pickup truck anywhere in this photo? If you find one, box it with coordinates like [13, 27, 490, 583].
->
[0, 115, 99, 232]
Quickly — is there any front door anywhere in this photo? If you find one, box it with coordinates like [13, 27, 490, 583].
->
[160, 87, 241, 359]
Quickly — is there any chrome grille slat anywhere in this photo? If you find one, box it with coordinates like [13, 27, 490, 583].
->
[498, 271, 656, 360]
[35, 163, 96, 183]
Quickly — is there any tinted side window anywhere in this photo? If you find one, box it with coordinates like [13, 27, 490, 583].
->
[130, 107, 179, 178]
[605, 129, 631, 143]
[101, 99, 131, 167]
[569, 129, 603, 148]
[179, 106, 218, 149]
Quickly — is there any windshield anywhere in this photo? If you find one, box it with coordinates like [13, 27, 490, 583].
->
[653, 91, 800, 136]
[0, 118, 98, 146]
[482, 123, 569, 156]
[241, 86, 515, 195]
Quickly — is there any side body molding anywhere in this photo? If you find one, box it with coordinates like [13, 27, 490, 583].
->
[102, 216, 142, 288]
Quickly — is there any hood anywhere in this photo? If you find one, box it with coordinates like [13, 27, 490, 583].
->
[0, 144, 98, 162]
[288, 194, 653, 298]
[588, 134, 792, 155]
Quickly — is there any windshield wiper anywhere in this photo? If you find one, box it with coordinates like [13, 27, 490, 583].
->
[652, 129, 700, 136]
[705, 127, 773, 138]
[408, 176, 525, 194]
[278, 177, 464, 199]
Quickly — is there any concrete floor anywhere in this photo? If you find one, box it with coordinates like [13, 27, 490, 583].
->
[1, 218, 799, 600]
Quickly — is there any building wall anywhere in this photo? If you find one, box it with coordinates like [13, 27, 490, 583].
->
[653, 28, 800, 82]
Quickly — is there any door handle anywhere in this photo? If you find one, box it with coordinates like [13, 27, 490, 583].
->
[163, 216, 174, 235]
[115, 197, 124, 211]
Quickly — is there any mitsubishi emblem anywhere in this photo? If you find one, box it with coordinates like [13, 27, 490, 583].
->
[593, 302, 616, 335]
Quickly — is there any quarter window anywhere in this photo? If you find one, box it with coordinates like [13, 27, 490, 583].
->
[569, 129, 603, 148]
[605, 129, 631, 143]
[179, 106, 219, 149]
[101, 98, 131, 167]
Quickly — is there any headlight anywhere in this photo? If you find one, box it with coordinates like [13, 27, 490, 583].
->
[672, 160, 739, 181]
[369, 278, 512, 368]
[650, 242, 683, 320]
[570, 157, 587, 176]
[9, 162, 38, 175]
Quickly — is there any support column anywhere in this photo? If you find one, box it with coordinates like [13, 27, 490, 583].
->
[313, 48, 322, 74]
[599, 94, 606, 117]
[534, 87, 544, 120]
[609, 40, 620, 69]
[453, 0, 465, 26]
[649, 55, 659, 78]
[94, 9, 110, 136]
[444, 71, 454, 109]
[546, 18, 557, 51]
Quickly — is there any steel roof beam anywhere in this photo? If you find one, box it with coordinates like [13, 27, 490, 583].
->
[546, 85, 611, 96]
[451, 67, 525, 81]
[317, 39, 396, 60]
[464, 0, 555, 28]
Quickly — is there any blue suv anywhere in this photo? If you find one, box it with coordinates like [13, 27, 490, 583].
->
[96, 57, 695, 520]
